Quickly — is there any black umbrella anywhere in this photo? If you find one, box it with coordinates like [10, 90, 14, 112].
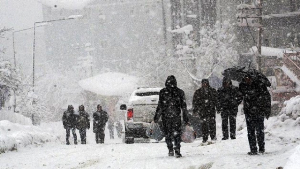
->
[246, 69, 271, 87]
[222, 67, 271, 87]
[222, 66, 247, 82]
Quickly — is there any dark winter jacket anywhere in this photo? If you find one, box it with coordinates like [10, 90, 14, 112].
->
[239, 78, 271, 118]
[217, 81, 243, 115]
[193, 86, 218, 118]
[62, 110, 78, 128]
[76, 111, 90, 129]
[93, 110, 108, 133]
[154, 75, 189, 124]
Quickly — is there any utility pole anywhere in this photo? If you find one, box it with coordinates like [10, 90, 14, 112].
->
[237, 0, 263, 71]
[257, 0, 263, 72]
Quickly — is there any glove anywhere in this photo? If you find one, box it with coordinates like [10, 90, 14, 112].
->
[154, 119, 158, 123]
[266, 115, 269, 120]
[185, 121, 191, 126]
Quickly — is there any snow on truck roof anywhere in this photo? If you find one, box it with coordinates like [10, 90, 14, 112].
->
[78, 72, 139, 96]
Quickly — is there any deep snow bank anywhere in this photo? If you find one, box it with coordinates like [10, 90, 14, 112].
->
[285, 145, 300, 169]
[0, 120, 60, 153]
[0, 110, 32, 125]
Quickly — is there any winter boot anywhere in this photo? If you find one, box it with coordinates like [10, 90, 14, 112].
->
[100, 139, 104, 144]
[247, 151, 258, 155]
[66, 139, 70, 145]
[222, 137, 228, 140]
[74, 140, 77, 145]
[175, 149, 182, 158]
[168, 148, 174, 156]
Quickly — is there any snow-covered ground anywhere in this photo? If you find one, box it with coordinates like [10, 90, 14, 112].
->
[0, 98, 299, 169]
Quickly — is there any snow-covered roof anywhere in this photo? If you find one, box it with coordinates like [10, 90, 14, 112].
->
[170, 25, 193, 34]
[263, 11, 300, 19]
[39, 0, 94, 10]
[249, 46, 296, 58]
[237, 4, 257, 10]
[78, 72, 139, 96]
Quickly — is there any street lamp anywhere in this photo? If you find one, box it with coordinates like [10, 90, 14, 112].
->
[32, 15, 83, 91]
[13, 25, 45, 68]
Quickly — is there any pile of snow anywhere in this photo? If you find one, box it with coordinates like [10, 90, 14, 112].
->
[0, 110, 32, 125]
[79, 72, 139, 96]
[0, 120, 60, 153]
[250, 46, 296, 58]
[170, 25, 193, 34]
[38, 0, 94, 10]
[261, 96, 300, 145]
[285, 145, 300, 169]
[280, 96, 300, 121]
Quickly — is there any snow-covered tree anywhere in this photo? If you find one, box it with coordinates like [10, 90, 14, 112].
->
[195, 20, 239, 79]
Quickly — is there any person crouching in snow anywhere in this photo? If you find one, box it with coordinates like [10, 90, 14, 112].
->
[76, 105, 90, 144]
[62, 105, 78, 145]
[154, 75, 189, 158]
[93, 105, 108, 144]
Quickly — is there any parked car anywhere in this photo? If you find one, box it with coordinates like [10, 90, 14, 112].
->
[119, 87, 162, 144]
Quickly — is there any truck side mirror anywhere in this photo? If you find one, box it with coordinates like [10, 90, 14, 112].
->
[120, 104, 127, 110]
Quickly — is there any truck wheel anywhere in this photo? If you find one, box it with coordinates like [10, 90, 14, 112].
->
[125, 137, 134, 144]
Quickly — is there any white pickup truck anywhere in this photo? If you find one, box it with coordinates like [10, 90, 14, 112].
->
[119, 87, 162, 144]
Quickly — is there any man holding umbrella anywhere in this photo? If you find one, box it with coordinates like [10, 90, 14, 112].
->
[238, 70, 271, 155]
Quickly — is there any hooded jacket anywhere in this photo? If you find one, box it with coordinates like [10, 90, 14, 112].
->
[192, 81, 218, 118]
[77, 106, 90, 129]
[62, 106, 78, 128]
[154, 75, 189, 124]
[239, 76, 271, 118]
[217, 78, 243, 114]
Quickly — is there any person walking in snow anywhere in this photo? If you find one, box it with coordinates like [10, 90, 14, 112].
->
[239, 73, 271, 155]
[62, 105, 78, 145]
[193, 79, 218, 143]
[76, 105, 90, 144]
[154, 75, 189, 158]
[93, 105, 109, 144]
[217, 77, 243, 140]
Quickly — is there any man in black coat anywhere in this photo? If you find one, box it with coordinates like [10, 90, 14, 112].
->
[93, 105, 109, 144]
[76, 105, 90, 144]
[154, 75, 189, 158]
[217, 77, 243, 140]
[193, 79, 218, 143]
[239, 74, 271, 155]
[62, 105, 78, 145]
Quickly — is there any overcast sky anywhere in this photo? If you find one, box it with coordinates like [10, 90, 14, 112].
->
[0, 0, 43, 30]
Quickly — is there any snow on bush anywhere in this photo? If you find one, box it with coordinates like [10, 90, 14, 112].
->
[280, 96, 300, 121]
[0, 110, 32, 125]
[0, 120, 60, 153]
[263, 96, 300, 144]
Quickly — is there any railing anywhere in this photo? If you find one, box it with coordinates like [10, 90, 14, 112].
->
[283, 52, 300, 79]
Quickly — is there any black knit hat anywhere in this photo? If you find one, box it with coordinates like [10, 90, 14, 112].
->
[201, 79, 209, 84]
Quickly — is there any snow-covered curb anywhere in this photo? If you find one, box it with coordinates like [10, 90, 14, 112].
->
[0, 120, 60, 153]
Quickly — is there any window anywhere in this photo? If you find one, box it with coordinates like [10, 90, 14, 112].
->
[135, 92, 159, 96]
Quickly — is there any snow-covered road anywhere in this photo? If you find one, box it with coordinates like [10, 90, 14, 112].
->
[1, 107, 299, 169]
[0, 132, 297, 169]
